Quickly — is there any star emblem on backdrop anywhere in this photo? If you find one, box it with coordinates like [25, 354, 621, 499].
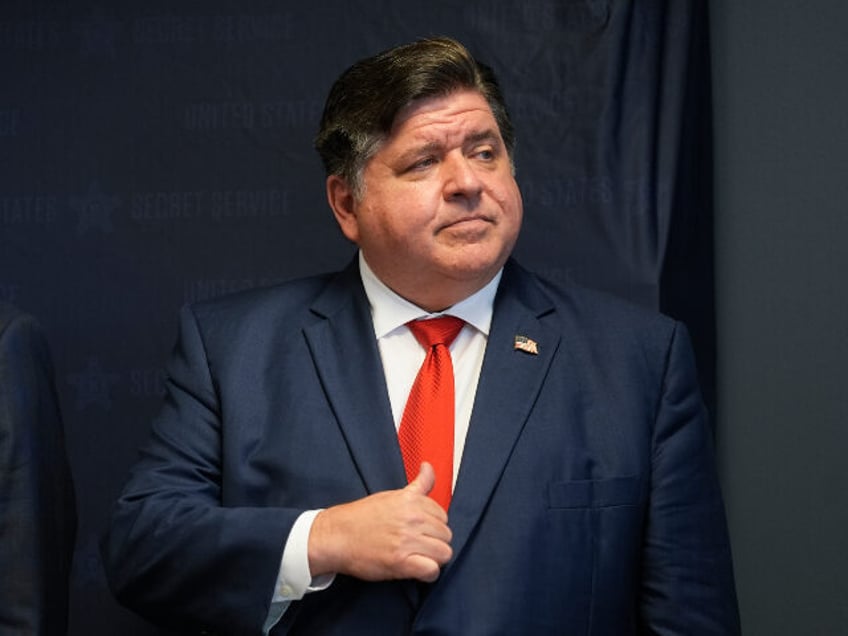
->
[69, 180, 120, 236]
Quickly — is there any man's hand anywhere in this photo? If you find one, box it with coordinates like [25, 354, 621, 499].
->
[307, 462, 453, 583]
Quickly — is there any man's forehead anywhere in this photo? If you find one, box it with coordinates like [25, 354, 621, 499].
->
[392, 90, 496, 132]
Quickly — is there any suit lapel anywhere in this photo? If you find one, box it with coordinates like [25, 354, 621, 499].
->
[447, 261, 561, 563]
[302, 261, 407, 496]
[301, 259, 562, 583]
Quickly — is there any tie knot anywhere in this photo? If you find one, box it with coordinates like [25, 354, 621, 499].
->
[407, 315, 465, 349]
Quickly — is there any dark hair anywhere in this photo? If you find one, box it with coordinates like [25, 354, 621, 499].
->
[315, 37, 515, 195]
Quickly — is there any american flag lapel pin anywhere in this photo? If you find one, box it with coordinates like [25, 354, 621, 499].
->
[513, 334, 539, 355]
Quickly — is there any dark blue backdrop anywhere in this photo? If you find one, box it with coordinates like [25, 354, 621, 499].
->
[0, 1, 713, 633]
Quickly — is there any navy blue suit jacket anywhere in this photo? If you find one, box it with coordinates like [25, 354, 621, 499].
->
[104, 259, 739, 635]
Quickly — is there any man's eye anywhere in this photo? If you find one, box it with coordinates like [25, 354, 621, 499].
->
[474, 148, 495, 161]
[411, 157, 436, 170]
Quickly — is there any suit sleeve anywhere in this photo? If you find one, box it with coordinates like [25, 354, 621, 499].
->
[639, 323, 741, 634]
[0, 311, 76, 636]
[102, 305, 300, 635]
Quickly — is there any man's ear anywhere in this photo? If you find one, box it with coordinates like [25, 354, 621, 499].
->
[326, 175, 359, 244]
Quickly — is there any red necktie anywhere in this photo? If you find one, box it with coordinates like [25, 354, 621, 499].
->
[398, 316, 465, 511]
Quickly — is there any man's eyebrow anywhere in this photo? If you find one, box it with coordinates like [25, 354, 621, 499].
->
[396, 129, 503, 164]
[464, 129, 502, 146]
[396, 140, 444, 165]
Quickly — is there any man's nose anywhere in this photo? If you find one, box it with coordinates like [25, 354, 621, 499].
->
[443, 153, 483, 202]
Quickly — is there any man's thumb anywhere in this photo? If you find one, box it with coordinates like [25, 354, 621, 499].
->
[406, 461, 436, 495]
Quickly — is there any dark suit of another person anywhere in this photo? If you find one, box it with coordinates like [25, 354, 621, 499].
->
[0, 303, 76, 635]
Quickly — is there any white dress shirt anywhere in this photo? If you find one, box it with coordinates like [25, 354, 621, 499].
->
[263, 253, 500, 631]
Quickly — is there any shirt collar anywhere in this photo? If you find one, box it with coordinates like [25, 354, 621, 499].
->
[358, 251, 500, 339]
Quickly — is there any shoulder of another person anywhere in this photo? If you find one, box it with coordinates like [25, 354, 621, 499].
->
[0, 301, 27, 335]
[0, 303, 48, 352]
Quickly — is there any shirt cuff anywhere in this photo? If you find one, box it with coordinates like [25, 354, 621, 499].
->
[272, 509, 335, 602]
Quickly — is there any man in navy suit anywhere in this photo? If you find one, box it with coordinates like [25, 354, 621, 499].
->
[103, 37, 740, 634]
